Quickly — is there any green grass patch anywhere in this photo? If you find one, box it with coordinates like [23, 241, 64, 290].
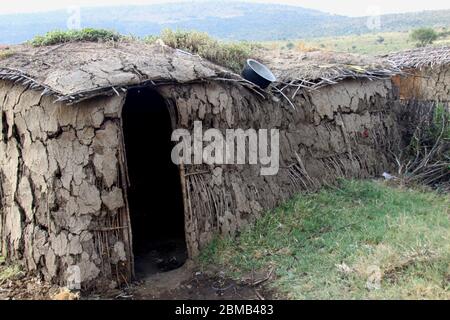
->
[145, 29, 259, 73]
[200, 180, 450, 299]
[30, 28, 121, 47]
[0, 256, 23, 285]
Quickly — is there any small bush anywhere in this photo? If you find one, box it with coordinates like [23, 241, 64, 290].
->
[0, 49, 14, 60]
[145, 29, 259, 73]
[0, 262, 23, 286]
[376, 36, 385, 44]
[410, 28, 438, 47]
[286, 42, 295, 50]
[396, 101, 450, 188]
[31, 28, 121, 47]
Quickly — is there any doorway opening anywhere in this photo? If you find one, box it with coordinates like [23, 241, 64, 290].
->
[122, 87, 187, 279]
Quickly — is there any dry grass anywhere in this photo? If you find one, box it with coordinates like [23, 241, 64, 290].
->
[394, 101, 450, 190]
[145, 29, 259, 73]
[0, 49, 15, 60]
[263, 28, 450, 56]
[27, 28, 258, 73]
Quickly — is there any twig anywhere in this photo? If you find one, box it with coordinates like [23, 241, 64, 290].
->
[272, 87, 296, 110]
[254, 289, 265, 300]
[251, 267, 274, 287]
[184, 170, 210, 177]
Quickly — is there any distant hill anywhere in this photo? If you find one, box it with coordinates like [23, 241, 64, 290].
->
[1, 1, 449, 44]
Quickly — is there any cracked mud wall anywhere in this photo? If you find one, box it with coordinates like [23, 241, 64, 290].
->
[0, 80, 130, 289]
[392, 66, 450, 102]
[158, 79, 401, 256]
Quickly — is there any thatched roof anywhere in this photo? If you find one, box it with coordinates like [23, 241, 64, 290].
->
[260, 49, 401, 91]
[385, 46, 450, 70]
[0, 41, 402, 104]
[0, 41, 251, 104]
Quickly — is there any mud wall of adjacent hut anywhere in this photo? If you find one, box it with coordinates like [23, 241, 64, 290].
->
[392, 66, 450, 102]
[0, 80, 131, 289]
[159, 79, 402, 255]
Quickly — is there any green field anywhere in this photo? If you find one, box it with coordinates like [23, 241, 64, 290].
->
[201, 180, 450, 299]
[264, 28, 450, 55]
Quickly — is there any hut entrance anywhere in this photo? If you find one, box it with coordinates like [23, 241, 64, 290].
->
[122, 87, 187, 279]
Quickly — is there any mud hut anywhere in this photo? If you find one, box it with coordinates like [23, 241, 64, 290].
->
[387, 46, 450, 102]
[0, 41, 402, 289]
[386, 46, 450, 188]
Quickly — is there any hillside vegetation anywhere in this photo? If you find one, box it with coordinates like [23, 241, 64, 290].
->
[0, 2, 449, 44]
[201, 180, 450, 299]
[269, 28, 450, 55]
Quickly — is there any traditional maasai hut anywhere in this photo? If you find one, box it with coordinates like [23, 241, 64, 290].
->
[0, 41, 404, 289]
[387, 46, 450, 102]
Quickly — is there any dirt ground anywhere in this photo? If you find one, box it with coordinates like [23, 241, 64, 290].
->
[0, 260, 274, 300]
[93, 262, 274, 300]
[0, 272, 56, 300]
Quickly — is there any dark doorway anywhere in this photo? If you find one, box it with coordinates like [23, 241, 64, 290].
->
[122, 87, 187, 279]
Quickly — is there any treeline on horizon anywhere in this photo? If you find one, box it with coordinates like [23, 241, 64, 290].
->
[0, 2, 449, 44]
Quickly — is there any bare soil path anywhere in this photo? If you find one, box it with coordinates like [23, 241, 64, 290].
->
[1, 259, 273, 300]
[95, 262, 274, 300]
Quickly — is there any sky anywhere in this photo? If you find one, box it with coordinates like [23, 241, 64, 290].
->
[0, 0, 449, 16]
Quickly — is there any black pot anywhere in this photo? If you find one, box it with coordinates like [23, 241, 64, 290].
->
[241, 59, 277, 89]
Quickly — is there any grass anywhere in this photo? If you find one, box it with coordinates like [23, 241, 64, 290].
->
[20, 26, 450, 74]
[30, 28, 121, 47]
[0, 49, 14, 60]
[264, 28, 450, 56]
[145, 29, 259, 73]
[200, 180, 450, 299]
[25, 26, 450, 71]
[0, 256, 23, 285]
[28, 28, 257, 72]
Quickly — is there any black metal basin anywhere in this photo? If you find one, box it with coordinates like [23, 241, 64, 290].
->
[241, 59, 277, 89]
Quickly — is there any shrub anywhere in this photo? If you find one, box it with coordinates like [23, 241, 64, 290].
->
[0, 49, 14, 60]
[376, 36, 385, 44]
[31, 28, 121, 46]
[410, 28, 438, 47]
[145, 29, 258, 73]
[396, 101, 450, 189]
